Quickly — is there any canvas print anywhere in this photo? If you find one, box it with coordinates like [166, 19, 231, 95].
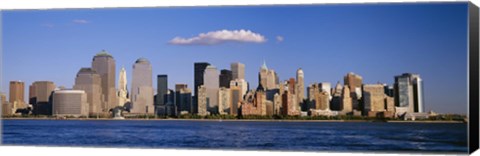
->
[0, 2, 476, 154]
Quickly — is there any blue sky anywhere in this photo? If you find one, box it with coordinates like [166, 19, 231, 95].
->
[1, 2, 469, 114]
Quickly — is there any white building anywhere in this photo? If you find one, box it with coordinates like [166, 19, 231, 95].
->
[52, 90, 89, 117]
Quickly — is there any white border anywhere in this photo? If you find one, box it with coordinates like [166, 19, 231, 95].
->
[0, 0, 474, 10]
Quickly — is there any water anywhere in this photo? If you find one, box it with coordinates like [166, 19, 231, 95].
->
[1, 119, 468, 153]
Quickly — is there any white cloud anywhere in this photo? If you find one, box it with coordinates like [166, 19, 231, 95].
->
[169, 29, 267, 45]
[72, 19, 89, 24]
[276, 35, 284, 42]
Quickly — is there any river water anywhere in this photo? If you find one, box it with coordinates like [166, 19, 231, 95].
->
[1, 119, 468, 153]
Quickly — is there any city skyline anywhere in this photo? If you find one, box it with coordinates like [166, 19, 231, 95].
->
[2, 3, 469, 114]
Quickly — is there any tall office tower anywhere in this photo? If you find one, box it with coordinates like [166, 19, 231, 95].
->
[9, 81, 25, 111]
[288, 78, 296, 94]
[333, 81, 343, 96]
[231, 62, 245, 80]
[156, 75, 168, 108]
[394, 73, 424, 113]
[230, 79, 248, 99]
[363, 84, 386, 113]
[204, 65, 219, 114]
[29, 81, 56, 115]
[197, 85, 208, 116]
[385, 96, 395, 112]
[193, 62, 210, 114]
[175, 84, 192, 114]
[411, 75, 424, 113]
[281, 90, 299, 116]
[314, 91, 330, 110]
[307, 83, 319, 101]
[117, 66, 129, 107]
[341, 85, 353, 113]
[330, 82, 343, 111]
[219, 69, 232, 88]
[259, 61, 269, 90]
[92, 50, 117, 111]
[165, 89, 176, 116]
[266, 70, 277, 89]
[73, 68, 103, 115]
[273, 93, 282, 115]
[258, 61, 277, 90]
[52, 90, 88, 117]
[1, 92, 12, 116]
[230, 79, 247, 115]
[256, 88, 267, 116]
[296, 68, 305, 105]
[131, 58, 154, 114]
[266, 101, 274, 116]
[218, 87, 231, 115]
[383, 84, 395, 97]
[344, 72, 363, 100]
[274, 72, 280, 86]
[319, 82, 332, 100]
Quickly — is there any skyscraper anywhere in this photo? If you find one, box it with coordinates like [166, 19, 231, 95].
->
[218, 87, 231, 115]
[258, 61, 277, 90]
[231, 62, 245, 80]
[92, 50, 117, 111]
[330, 82, 343, 111]
[117, 66, 130, 107]
[29, 81, 56, 115]
[259, 61, 269, 90]
[344, 72, 363, 103]
[175, 84, 192, 114]
[363, 84, 386, 113]
[219, 69, 232, 88]
[156, 75, 168, 108]
[197, 85, 207, 116]
[296, 68, 305, 105]
[52, 90, 89, 117]
[204, 65, 219, 114]
[131, 58, 154, 114]
[193, 62, 210, 114]
[411, 75, 424, 113]
[288, 78, 296, 94]
[394, 73, 424, 113]
[230, 84, 241, 115]
[73, 68, 103, 115]
[319, 82, 332, 100]
[9, 81, 25, 111]
[230, 79, 248, 99]
[341, 85, 352, 113]
[314, 91, 330, 110]
[1, 92, 12, 116]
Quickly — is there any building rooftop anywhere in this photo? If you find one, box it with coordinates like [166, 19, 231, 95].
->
[261, 60, 268, 70]
[95, 50, 113, 58]
[78, 68, 97, 74]
[54, 90, 86, 94]
[135, 57, 150, 64]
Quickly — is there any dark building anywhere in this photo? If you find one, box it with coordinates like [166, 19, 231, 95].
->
[175, 84, 192, 114]
[156, 75, 168, 116]
[193, 62, 210, 114]
[30, 81, 56, 115]
[156, 75, 168, 106]
[165, 89, 176, 116]
[219, 69, 232, 88]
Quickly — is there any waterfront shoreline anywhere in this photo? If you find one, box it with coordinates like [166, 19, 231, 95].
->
[0, 117, 465, 123]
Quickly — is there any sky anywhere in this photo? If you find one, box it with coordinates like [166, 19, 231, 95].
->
[1, 2, 469, 114]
